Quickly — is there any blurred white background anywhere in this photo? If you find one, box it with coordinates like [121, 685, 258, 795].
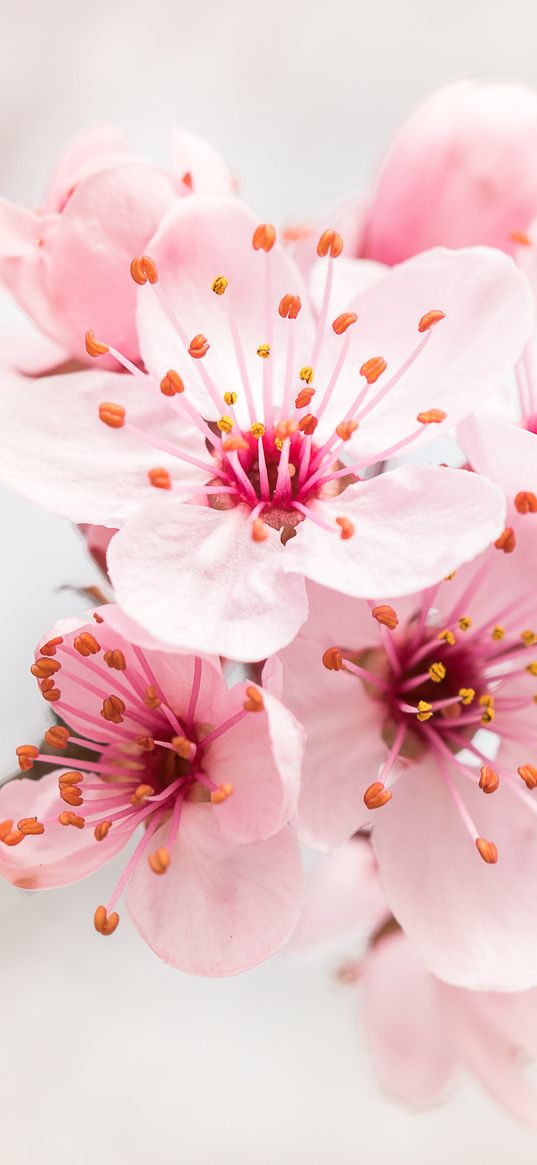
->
[2, 0, 537, 1159]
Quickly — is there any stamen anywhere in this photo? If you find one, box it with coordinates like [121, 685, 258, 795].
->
[101, 695, 126, 724]
[58, 811, 85, 829]
[148, 846, 171, 875]
[363, 781, 392, 810]
[210, 783, 234, 804]
[15, 745, 39, 771]
[44, 725, 69, 749]
[372, 605, 398, 631]
[95, 821, 112, 841]
[99, 402, 126, 429]
[40, 637, 63, 657]
[130, 255, 158, 285]
[103, 649, 127, 671]
[428, 662, 446, 683]
[335, 517, 355, 540]
[475, 837, 498, 864]
[279, 294, 301, 319]
[479, 765, 500, 794]
[160, 370, 184, 396]
[336, 420, 359, 442]
[360, 357, 386, 384]
[418, 310, 446, 333]
[332, 312, 357, 335]
[495, 527, 516, 553]
[243, 686, 265, 712]
[252, 223, 276, 252]
[295, 387, 316, 409]
[252, 517, 268, 542]
[300, 366, 314, 384]
[515, 491, 537, 514]
[211, 275, 228, 296]
[417, 409, 447, 424]
[148, 467, 172, 490]
[188, 334, 210, 359]
[94, 905, 120, 936]
[85, 330, 110, 357]
[518, 764, 537, 789]
[17, 817, 45, 836]
[316, 229, 343, 258]
[73, 632, 100, 657]
[322, 647, 343, 671]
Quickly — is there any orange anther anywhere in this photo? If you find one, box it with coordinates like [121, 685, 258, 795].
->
[360, 357, 387, 384]
[160, 369, 184, 396]
[297, 413, 318, 436]
[130, 784, 155, 806]
[252, 223, 276, 252]
[93, 613, 104, 623]
[0, 819, 24, 846]
[372, 605, 398, 631]
[182, 171, 193, 189]
[59, 771, 83, 786]
[511, 231, 531, 246]
[144, 685, 161, 710]
[148, 846, 171, 875]
[212, 275, 228, 295]
[495, 527, 516, 554]
[363, 781, 392, 810]
[274, 419, 298, 441]
[30, 657, 61, 679]
[479, 765, 500, 794]
[60, 785, 83, 807]
[94, 821, 112, 841]
[317, 229, 343, 258]
[279, 294, 301, 319]
[211, 783, 234, 804]
[148, 467, 172, 490]
[332, 312, 357, 335]
[103, 649, 127, 671]
[85, 329, 110, 358]
[94, 906, 120, 936]
[475, 837, 498, 864]
[45, 725, 70, 750]
[243, 686, 265, 712]
[40, 678, 61, 702]
[295, 387, 316, 409]
[15, 745, 39, 771]
[99, 402, 125, 429]
[518, 763, 537, 789]
[418, 309, 446, 333]
[417, 408, 447, 424]
[130, 254, 158, 285]
[100, 694, 126, 723]
[40, 636, 63, 657]
[17, 817, 45, 836]
[223, 436, 249, 452]
[135, 736, 155, 752]
[58, 811, 85, 829]
[322, 646, 343, 671]
[515, 491, 537, 514]
[74, 632, 100, 657]
[171, 736, 193, 760]
[251, 518, 268, 542]
[336, 516, 355, 540]
[336, 419, 359, 442]
[188, 333, 210, 359]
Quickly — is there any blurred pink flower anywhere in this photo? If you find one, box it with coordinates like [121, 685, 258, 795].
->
[0, 124, 233, 365]
[0, 197, 528, 659]
[295, 841, 537, 1128]
[274, 520, 537, 990]
[0, 606, 304, 975]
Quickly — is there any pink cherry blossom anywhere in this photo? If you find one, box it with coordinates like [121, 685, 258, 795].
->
[274, 519, 537, 990]
[0, 606, 304, 976]
[295, 840, 537, 1127]
[362, 80, 537, 263]
[0, 124, 233, 365]
[0, 197, 528, 660]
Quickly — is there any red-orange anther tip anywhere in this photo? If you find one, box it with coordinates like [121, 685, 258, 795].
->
[182, 171, 193, 189]
[511, 230, 531, 246]
[40, 636, 63, 657]
[252, 223, 276, 252]
[160, 369, 184, 396]
[130, 784, 155, 805]
[336, 516, 355, 540]
[148, 846, 171, 875]
[278, 293, 301, 319]
[40, 678, 61, 702]
[417, 408, 447, 425]
[73, 632, 100, 657]
[360, 356, 387, 384]
[85, 329, 110, 358]
[210, 783, 234, 805]
[336, 419, 359, 442]
[518, 763, 537, 789]
[274, 419, 298, 442]
[494, 526, 516, 554]
[251, 517, 268, 542]
[294, 387, 316, 409]
[243, 686, 265, 712]
[101, 694, 126, 723]
[17, 816, 45, 836]
[317, 229, 343, 258]
[418, 309, 446, 333]
[58, 811, 85, 829]
[223, 436, 249, 452]
[130, 254, 158, 285]
[479, 765, 500, 794]
[94, 906, 120, 936]
[322, 646, 343, 671]
[475, 837, 498, 864]
[103, 649, 127, 671]
[188, 333, 210, 359]
[363, 781, 392, 810]
[297, 412, 318, 436]
[99, 402, 125, 429]
[44, 725, 69, 750]
[15, 745, 39, 772]
[372, 605, 398, 631]
[30, 656, 61, 679]
[332, 312, 357, 335]
[148, 467, 172, 490]
[94, 820, 112, 841]
[515, 490, 537, 514]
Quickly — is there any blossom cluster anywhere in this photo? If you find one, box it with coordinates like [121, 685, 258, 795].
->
[2, 81, 537, 1122]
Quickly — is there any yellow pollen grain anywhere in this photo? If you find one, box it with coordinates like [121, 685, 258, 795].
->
[417, 700, 433, 722]
[479, 694, 494, 707]
[492, 625, 505, 641]
[299, 366, 314, 384]
[458, 616, 472, 631]
[444, 571, 457, 581]
[438, 629, 456, 646]
[212, 275, 228, 295]
[459, 687, 475, 705]
[251, 422, 265, 438]
[481, 707, 495, 724]
[275, 438, 283, 451]
[223, 391, 237, 406]
[217, 415, 234, 434]
[257, 343, 270, 359]
[526, 662, 537, 676]
[429, 662, 446, 683]
[521, 630, 537, 646]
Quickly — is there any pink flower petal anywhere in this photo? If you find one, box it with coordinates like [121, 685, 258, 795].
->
[291, 839, 389, 949]
[459, 412, 537, 499]
[171, 127, 234, 195]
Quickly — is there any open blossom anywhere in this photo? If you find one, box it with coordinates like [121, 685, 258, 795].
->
[0, 197, 529, 660]
[274, 519, 537, 990]
[0, 606, 304, 976]
[294, 841, 537, 1128]
[0, 124, 233, 364]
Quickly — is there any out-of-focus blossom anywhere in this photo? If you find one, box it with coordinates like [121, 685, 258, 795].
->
[275, 519, 537, 990]
[0, 125, 233, 364]
[295, 840, 537, 1128]
[0, 606, 304, 976]
[0, 196, 528, 659]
